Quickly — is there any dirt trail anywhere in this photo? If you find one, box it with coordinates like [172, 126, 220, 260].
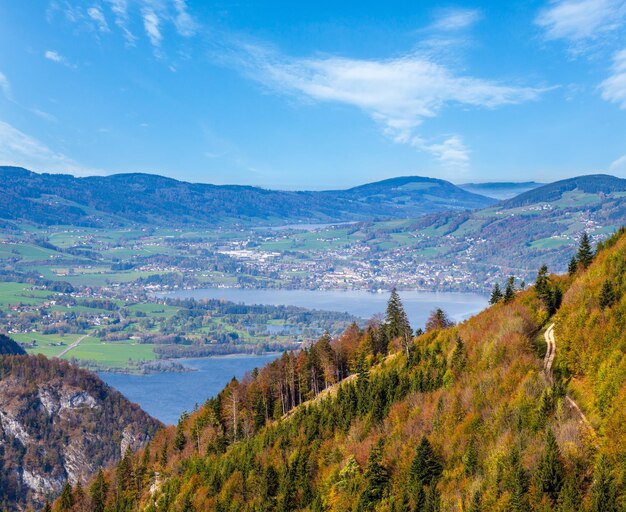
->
[543, 323, 595, 434]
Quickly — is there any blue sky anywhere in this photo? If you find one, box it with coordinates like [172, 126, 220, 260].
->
[0, 0, 625, 189]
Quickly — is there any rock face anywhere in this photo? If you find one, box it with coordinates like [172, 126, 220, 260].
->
[0, 354, 161, 510]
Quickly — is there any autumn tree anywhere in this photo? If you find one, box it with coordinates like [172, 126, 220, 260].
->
[425, 308, 453, 331]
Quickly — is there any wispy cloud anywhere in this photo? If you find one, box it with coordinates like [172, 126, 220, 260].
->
[87, 5, 110, 32]
[0, 120, 98, 175]
[430, 8, 482, 31]
[173, 0, 198, 37]
[227, 43, 546, 171]
[609, 154, 626, 172]
[44, 50, 75, 68]
[142, 8, 162, 49]
[536, 0, 626, 47]
[0, 72, 12, 101]
[29, 107, 58, 123]
[106, 0, 136, 44]
[600, 48, 626, 108]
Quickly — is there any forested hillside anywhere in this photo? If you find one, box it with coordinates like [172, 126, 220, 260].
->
[0, 354, 161, 511]
[0, 167, 494, 228]
[52, 230, 626, 511]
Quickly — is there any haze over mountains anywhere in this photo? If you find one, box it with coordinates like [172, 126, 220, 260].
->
[0, 167, 495, 228]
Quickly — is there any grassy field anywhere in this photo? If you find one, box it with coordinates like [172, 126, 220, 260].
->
[0, 282, 53, 306]
[17, 333, 85, 358]
[66, 337, 157, 367]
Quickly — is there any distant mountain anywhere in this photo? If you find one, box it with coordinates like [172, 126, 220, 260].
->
[502, 174, 626, 207]
[458, 180, 543, 200]
[0, 334, 26, 355]
[0, 354, 161, 510]
[0, 167, 495, 227]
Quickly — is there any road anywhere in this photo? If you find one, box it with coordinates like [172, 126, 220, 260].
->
[57, 333, 90, 358]
[543, 323, 595, 434]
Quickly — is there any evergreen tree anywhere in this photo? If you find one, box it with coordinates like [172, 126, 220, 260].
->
[577, 232, 593, 269]
[58, 482, 74, 511]
[174, 419, 187, 451]
[385, 288, 412, 355]
[591, 455, 616, 512]
[468, 490, 482, 512]
[90, 469, 108, 512]
[535, 265, 549, 296]
[503, 276, 516, 303]
[424, 483, 441, 512]
[557, 465, 582, 512]
[450, 336, 467, 373]
[535, 429, 564, 503]
[599, 281, 617, 309]
[489, 283, 503, 304]
[410, 436, 443, 486]
[462, 437, 478, 476]
[358, 439, 389, 510]
[43, 501, 52, 512]
[568, 256, 578, 276]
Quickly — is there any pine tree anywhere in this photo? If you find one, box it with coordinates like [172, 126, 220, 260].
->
[358, 439, 389, 510]
[385, 288, 412, 355]
[503, 276, 516, 303]
[535, 265, 549, 296]
[424, 483, 441, 512]
[568, 256, 578, 275]
[43, 501, 52, 512]
[410, 436, 443, 486]
[90, 468, 108, 512]
[462, 437, 478, 476]
[577, 232, 593, 269]
[174, 419, 187, 451]
[599, 281, 617, 310]
[450, 336, 467, 373]
[58, 482, 74, 511]
[535, 430, 564, 503]
[591, 455, 616, 512]
[489, 283, 503, 304]
[468, 490, 482, 512]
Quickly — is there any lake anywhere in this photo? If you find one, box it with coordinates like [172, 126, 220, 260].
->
[159, 288, 489, 330]
[106, 288, 488, 424]
[100, 354, 278, 425]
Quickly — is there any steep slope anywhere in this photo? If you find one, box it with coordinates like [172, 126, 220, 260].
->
[59, 234, 626, 511]
[0, 334, 26, 355]
[0, 167, 495, 227]
[0, 355, 161, 510]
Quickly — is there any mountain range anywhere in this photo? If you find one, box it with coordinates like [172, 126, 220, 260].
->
[0, 167, 495, 228]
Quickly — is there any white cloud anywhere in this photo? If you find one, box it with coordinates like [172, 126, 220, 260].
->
[173, 0, 198, 37]
[142, 8, 162, 48]
[87, 5, 110, 32]
[609, 154, 626, 172]
[106, 0, 136, 44]
[29, 108, 58, 123]
[411, 135, 470, 171]
[44, 50, 75, 68]
[431, 8, 482, 31]
[0, 72, 12, 100]
[536, 0, 626, 43]
[230, 44, 546, 171]
[600, 48, 626, 108]
[0, 120, 98, 175]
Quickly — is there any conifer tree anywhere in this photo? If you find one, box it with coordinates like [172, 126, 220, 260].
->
[43, 501, 52, 512]
[462, 437, 478, 476]
[535, 429, 564, 503]
[410, 436, 443, 486]
[58, 482, 74, 511]
[503, 276, 516, 303]
[385, 288, 412, 355]
[489, 283, 503, 304]
[568, 256, 578, 275]
[591, 455, 616, 512]
[424, 483, 441, 512]
[599, 281, 617, 310]
[358, 439, 389, 510]
[450, 336, 467, 373]
[89, 469, 108, 512]
[577, 232, 593, 269]
[468, 490, 482, 512]
[174, 419, 187, 451]
[425, 308, 453, 331]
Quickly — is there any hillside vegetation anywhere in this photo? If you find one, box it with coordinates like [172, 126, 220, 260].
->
[51, 230, 626, 511]
[0, 167, 494, 228]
